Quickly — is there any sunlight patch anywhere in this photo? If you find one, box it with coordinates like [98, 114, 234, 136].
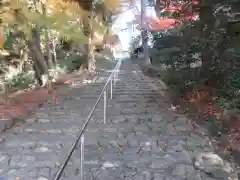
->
[102, 161, 120, 169]
[99, 69, 114, 73]
[82, 79, 94, 84]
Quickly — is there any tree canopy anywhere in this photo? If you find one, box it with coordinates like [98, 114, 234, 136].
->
[0, 0, 126, 93]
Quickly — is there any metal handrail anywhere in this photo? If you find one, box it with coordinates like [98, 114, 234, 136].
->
[53, 59, 122, 180]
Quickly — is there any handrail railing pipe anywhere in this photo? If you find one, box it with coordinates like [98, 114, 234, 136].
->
[53, 59, 122, 180]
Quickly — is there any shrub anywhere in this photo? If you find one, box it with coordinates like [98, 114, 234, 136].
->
[6, 71, 35, 90]
[58, 51, 85, 72]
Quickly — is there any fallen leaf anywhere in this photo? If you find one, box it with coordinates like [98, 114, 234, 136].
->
[156, 140, 160, 148]
[137, 146, 143, 154]
[163, 143, 167, 152]
[40, 130, 48, 134]
[191, 121, 199, 129]
[118, 144, 124, 152]
[52, 96, 57, 102]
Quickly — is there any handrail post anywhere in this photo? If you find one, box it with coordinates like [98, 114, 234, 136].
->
[113, 70, 116, 87]
[80, 135, 85, 180]
[104, 90, 107, 124]
[114, 70, 117, 87]
[110, 77, 113, 99]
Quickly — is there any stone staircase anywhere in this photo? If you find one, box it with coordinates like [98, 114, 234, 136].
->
[56, 60, 238, 180]
[0, 59, 238, 180]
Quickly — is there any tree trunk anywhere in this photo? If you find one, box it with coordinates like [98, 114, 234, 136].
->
[142, 30, 151, 66]
[29, 28, 49, 85]
[32, 0, 41, 51]
[83, 11, 95, 72]
[0, 26, 4, 50]
[87, 41, 95, 71]
[41, 3, 54, 68]
[18, 48, 28, 72]
[0, 1, 2, 49]
[197, 3, 215, 78]
[30, 44, 48, 73]
[33, 61, 43, 85]
[30, 0, 51, 86]
[141, 0, 151, 66]
[51, 35, 57, 65]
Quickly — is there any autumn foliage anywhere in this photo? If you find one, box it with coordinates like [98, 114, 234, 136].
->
[131, 0, 200, 31]
[144, 0, 240, 153]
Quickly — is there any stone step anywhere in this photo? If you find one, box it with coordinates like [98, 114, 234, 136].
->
[75, 91, 155, 96]
[108, 101, 160, 106]
[62, 97, 159, 104]
[89, 114, 153, 124]
[65, 95, 162, 101]
[106, 106, 165, 114]
[109, 108, 160, 115]
[68, 147, 136, 170]
[108, 105, 161, 111]
[113, 91, 160, 95]
[116, 81, 156, 84]
[113, 88, 158, 92]
[79, 88, 154, 92]
[54, 110, 171, 126]
[112, 96, 165, 100]
[62, 92, 163, 100]
[82, 132, 119, 146]
[84, 122, 134, 132]
[89, 109, 156, 119]
[76, 89, 159, 94]
[83, 82, 153, 87]
[83, 121, 155, 136]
